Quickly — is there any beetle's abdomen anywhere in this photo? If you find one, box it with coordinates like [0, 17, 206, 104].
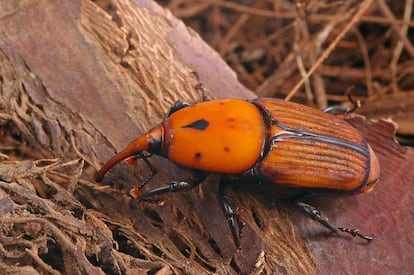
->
[253, 98, 377, 191]
[163, 99, 266, 174]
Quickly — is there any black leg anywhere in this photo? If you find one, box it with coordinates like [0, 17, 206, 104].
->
[126, 153, 158, 187]
[296, 202, 373, 241]
[190, 71, 209, 102]
[165, 101, 190, 118]
[322, 105, 348, 115]
[323, 86, 360, 115]
[137, 173, 206, 201]
[219, 180, 241, 247]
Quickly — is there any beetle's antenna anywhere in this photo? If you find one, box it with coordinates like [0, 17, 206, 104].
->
[190, 71, 209, 101]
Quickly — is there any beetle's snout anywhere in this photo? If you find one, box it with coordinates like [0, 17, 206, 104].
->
[360, 145, 380, 193]
[95, 125, 163, 182]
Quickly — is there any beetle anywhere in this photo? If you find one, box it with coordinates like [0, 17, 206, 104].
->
[95, 84, 380, 247]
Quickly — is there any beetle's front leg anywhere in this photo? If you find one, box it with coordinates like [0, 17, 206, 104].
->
[164, 101, 190, 118]
[137, 173, 206, 201]
[296, 202, 373, 241]
[190, 71, 209, 101]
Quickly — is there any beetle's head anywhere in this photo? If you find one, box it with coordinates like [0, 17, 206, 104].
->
[95, 125, 163, 182]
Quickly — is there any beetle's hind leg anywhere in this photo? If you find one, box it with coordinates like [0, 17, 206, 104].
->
[219, 180, 241, 248]
[323, 86, 361, 115]
[296, 202, 373, 241]
[137, 173, 206, 201]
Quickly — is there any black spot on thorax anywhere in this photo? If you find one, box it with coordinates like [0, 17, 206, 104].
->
[182, 119, 209, 131]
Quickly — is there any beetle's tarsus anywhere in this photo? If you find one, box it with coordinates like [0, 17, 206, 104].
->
[296, 202, 373, 241]
[338, 227, 374, 241]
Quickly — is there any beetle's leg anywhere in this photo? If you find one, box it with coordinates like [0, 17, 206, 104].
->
[137, 173, 206, 201]
[322, 105, 348, 115]
[165, 101, 190, 118]
[344, 86, 361, 113]
[336, 227, 373, 241]
[126, 153, 158, 187]
[190, 71, 209, 101]
[219, 180, 241, 247]
[323, 86, 361, 115]
[296, 202, 373, 241]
